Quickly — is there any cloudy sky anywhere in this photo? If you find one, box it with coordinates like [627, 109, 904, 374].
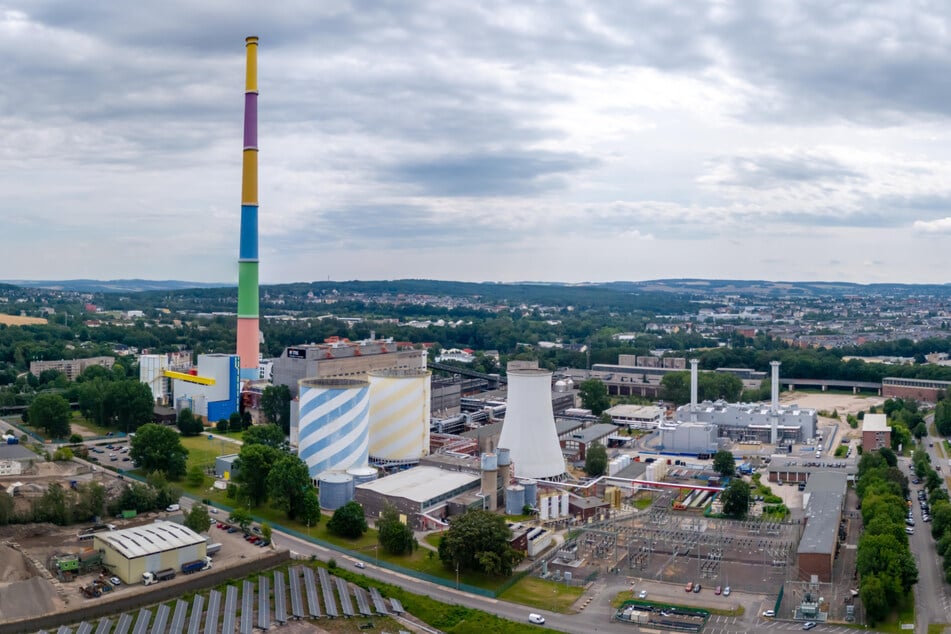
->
[4, 1, 951, 285]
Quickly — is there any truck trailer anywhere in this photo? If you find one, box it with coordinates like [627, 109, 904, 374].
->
[181, 557, 212, 574]
[142, 568, 176, 585]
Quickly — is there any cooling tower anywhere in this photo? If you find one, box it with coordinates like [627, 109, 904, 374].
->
[368, 369, 431, 463]
[298, 379, 370, 478]
[236, 36, 261, 380]
[497, 368, 565, 480]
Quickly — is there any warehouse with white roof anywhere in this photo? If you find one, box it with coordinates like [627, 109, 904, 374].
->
[354, 466, 481, 529]
[93, 520, 207, 584]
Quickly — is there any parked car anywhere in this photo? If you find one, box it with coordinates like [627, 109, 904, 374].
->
[109, 576, 121, 586]
[723, 586, 731, 596]
[685, 582, 693, 592]
[227, 527, 238, 533]
[763, 610, 775, 617]
[906, 527, 915, 535]
[354, 561, 366, 569]
[693, 583, 701, 593]
[528, 613, 545, 625]
[715, 585, 722, 595]
[638, 590, 647, 599]
[165, 504, 180, 512]
[802, 622, 817, 630]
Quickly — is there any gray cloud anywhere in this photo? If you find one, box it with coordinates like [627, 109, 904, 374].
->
[707, 153, 864, 189]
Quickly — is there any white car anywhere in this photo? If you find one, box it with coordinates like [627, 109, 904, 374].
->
[354, 561, 366, 569]
[528, 613, 546, 625]
[109, 576, 121, 586]
[763, 610, 776, 617]
[638, 590, 648, 599]
[165, 504, 180, 512]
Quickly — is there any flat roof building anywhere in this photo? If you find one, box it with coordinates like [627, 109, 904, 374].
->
[604, 404, 665, 429]
[797, 472, 847, 583]
[861, 414, 891, 452]
[354, 466, 481, 529]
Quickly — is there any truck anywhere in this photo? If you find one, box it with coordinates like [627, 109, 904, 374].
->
[142, 568, 176, 585]
[181, 557, 212, 575]
[206, 543, 222, 556]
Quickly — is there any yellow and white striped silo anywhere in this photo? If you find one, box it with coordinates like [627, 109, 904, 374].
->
[368, 369, 431, 463]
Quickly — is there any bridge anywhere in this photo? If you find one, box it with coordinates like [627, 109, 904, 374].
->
[783, 378, 881, 394]
[427, 361, 507, 386]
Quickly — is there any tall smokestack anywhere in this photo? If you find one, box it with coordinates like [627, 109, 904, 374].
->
[689, 359, 699, 422]
[770, 360, 781, 444]
[237, 36, 261, 380]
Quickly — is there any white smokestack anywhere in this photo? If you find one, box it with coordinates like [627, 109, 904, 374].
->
[498, 367, 565, 480]
[770, 360, 781, 444]
[689, 359, 699, 422]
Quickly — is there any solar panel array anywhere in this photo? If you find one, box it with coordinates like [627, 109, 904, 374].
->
[273, 569, 288, 624]
[38, 566, 405, 634]
[220, 585, 237, 634]
[257, 575, 270, 631]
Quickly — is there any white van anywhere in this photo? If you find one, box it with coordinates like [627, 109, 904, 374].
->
[165, 504, 180, 512]
[528, 614, 545, 625]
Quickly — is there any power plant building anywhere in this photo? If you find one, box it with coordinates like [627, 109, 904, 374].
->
[93, 520, 207, 585]
[354, 466, 481, 529]
[658, 421, 719, 455]
[273, 339, 427, 397]
[368, 369, 431, 466]
[170, 354, 240, 422]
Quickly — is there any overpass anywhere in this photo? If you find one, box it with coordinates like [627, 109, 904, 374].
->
[783, 378, 881, 394]
[427, 361, 507, 387]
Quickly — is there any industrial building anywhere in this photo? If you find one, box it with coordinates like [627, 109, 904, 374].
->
[214, 454, 240, 480]
[272, 338, 427, 398]
[367, 369, 431, 467]
[169, 353, 240, 422]
[796, 472, 847, 582]
[354, 466, 482, 529]
[658, 421, 719, 455]
[881, 376, 951, 402]
[766, 456, 857, 484]
[93, 520, 207, 584]
[861, 414, 891, 452]
[139, 351, 192, 404]
[561, 423, 620, 461]
[668, 361, 817, 452]
[604, 404, 665, 430]
[0, 443, 36, 476]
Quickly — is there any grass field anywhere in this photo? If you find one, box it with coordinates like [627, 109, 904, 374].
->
[0, 314, 47, 325]
[497, 576, 583, 613]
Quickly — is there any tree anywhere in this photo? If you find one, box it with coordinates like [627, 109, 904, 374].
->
[438, 509, 522, 576]
[578, 379, 610, 415]
[266, 455, 313, 520]
[130, 424, 188, 480]
[104, 380, 154, 433]
[720, 479, 750, 519]
[879, 447, 897, 468]
[713, 451, 736, 477]
[186, 464, 206, 488]
[229, 508, 253, 531]
[52, 446, 74, 461]
[261, 522, 273, 543]
[327, 501, 369, 538]
[68, 433, 83, 444]
[184, 504, 212, 534]
[860, 572, 890, 625]
[585, 442, 608, 477]
[299, 488, 321, 528]
[377, 504, 416, 556]
[177, 408, 204, 437]
[242, 424, 285, 449]
[234, 444, 281, 507]
[229, 411, 242, 431]
[74, 482, 106, 521]
[29, 392, 71, 438]
[261, 384, 292, 434]
[34, 482, 71, 525]
[147, 471, 182, 510]
[217, 418, 229, 433]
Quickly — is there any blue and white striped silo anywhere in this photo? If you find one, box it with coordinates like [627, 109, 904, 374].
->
[298, 378, 370, 479]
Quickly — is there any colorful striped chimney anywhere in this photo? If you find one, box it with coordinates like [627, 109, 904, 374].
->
[237, 36, 260, 380]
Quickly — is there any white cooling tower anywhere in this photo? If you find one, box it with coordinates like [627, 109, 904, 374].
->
[497, 368, 565, 480]
[368, 370, 431, 462]
[298, 378, 370, 478]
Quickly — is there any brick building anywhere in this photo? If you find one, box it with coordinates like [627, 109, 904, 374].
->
[861, 414, 891, 452]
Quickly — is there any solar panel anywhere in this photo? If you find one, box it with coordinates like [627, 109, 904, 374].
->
[203, 589, 221, 634]
[288, 566, 304, 619]
[334, 576, 354, 617]
[76, 622, 93, 634]
[273, 570, 288, 624]
[115, 613, 133, 634]
[131, 608, 151, 634]
[169, 600, 187, 634]
[240, 580, 254, 634]
[55, 627, 71, 634]
[187, 595, 204, 634]
[317, 567, 338, 617]
[94, 618, 113, 634]
[303, 567, 321, 618]
[151, 603, 170, 634]
[369, 587, 390, 615]
[257, 576, 271, 631]
[390, 598, 405, 614]
[353, 585, 373, 616]
[221, 585, 238, 634]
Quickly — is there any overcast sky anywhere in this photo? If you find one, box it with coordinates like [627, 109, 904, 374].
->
[4, 1, 951, 285]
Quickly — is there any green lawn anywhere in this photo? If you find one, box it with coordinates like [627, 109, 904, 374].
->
[180, 434, 243, 470]
[497, 576, 583, 613]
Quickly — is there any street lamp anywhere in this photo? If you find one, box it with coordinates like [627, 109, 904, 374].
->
[455, 562, 460, 589]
